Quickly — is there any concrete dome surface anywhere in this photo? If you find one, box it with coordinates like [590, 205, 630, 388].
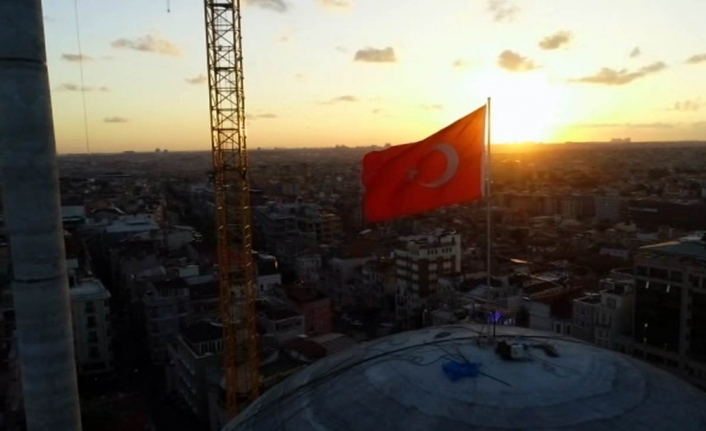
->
[225, 325, 706, 430]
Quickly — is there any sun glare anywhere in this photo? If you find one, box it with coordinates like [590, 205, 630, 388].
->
[465, 74, 563, 144]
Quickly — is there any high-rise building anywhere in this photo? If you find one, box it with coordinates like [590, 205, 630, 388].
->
[70, 279, 113, 375]
[620, 234, 706, 387]
[595, 195, 627, 222]
[395, 230, 462, 327]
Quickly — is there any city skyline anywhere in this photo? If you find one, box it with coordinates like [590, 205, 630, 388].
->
[45, 0, 706, 153]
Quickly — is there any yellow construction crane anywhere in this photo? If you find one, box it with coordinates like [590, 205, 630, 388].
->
[203, 0, 260, 417]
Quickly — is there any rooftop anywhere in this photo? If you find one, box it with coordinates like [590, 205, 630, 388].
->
[70, 278, 110, 301]
[640, 236, 706, 260]
[181, 321, 223, 345]
[226, 324, 706, 431]
[263, 308, 300, 321]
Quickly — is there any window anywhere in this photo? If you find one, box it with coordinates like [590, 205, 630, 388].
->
[85, 301, 95, 313]
[636, 266, 648, 276]
[89, 346, 99, 359]
[649, 267, 668, 280]
[607, 298, 617, 309]
[670, 271, 683, 283]
[88, 331, 98, 343]
[87, 316, 97, 328]
[689, 275, 701, 288]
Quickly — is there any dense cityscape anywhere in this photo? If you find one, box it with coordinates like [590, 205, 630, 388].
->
[2, 142, 705, 430]
[3, 0, 706, 429]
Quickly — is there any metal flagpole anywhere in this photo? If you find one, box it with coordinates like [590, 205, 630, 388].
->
[485, 97, 495, 338]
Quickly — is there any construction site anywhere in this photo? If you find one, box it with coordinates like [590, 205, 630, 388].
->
[3, 1, 706, 431]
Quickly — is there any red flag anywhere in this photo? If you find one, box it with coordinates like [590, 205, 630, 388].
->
[362, 105, 486, 223]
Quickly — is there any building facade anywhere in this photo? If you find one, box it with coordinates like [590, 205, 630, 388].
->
[395, 230, 462, 327]
[618, 235, 706, 388]
[70, 278, 113, 375]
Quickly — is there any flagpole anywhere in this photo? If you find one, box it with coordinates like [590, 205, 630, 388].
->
[486, 97, 495, 338]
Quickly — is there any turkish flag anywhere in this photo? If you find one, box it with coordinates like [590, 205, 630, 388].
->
[362, 105, 486, 223]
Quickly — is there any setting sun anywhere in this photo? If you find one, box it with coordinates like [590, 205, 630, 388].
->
[476, 74, 564, 143]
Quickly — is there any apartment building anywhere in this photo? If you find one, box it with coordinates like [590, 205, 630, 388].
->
[569, 276, 635, 349]
[259, 308, 305, 346]
[166, 321, 223, 419]
[70, 278, 113, 375]
[595, 195, 627, 222]
[618, 234, 706, 387]
[395, 230, 462, 327]
[142, 278, 191, 364]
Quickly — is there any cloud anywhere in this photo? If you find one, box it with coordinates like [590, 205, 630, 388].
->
[575, 122, 674, 129]
[452, 59, 470, 69]
[685, 54, 706, 64]
[247, 113, 277, 119]
[185, 74, 207, 85]
[317, 0, 352, 10]
[630, 47, 641, 58]
[420, 104, 444, 110]
[110, 35, 182, 57]
[104, 117, 128, 123]
[569, 62, 667, 86]
[497, 50, 538, 72]
[244, 0, 287, 12]
[372, 108, 383, 114]
[323, 95, 358, 105]
[673, 99, 701, 112]
[538, 31, 572, 50]
[56, 83, 109, 92]
[336, 46, 348, 53]
[488, 0, 519, 22]
[354, 47, 396, 63]
[62, 53, 93, 62]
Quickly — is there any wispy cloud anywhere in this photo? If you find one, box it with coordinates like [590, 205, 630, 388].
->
[185, 74, 207, 85]
[104, 117, 128, 123]
[62, 53, 93, 62]
[685, 53, 706, 65]
[317, 0, 352, 10]
[336, 46, 348, 53]
[538, 31, 572, 50]
[569, 62, 667, 86]
[420, 104, 444, 110]
[487, 0, 519, 22]
[244, 0, 288, 12]
[673, 99, 701, 112]
[354, 47, 396, 63]
[497, 50, 538, 72]
[372, 108, 383, 114]
[56, 83, 110, 92]
[247, 113, 277, 119]
[110, 35, 182, 57]
[323, 95, 358, 105]
[630, 47, 641, 58]
[452, 59, 470, 69]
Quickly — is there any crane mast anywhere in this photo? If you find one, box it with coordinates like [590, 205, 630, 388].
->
[203, 0, 259, 416]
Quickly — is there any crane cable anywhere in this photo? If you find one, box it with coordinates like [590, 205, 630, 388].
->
[73, 0, 91, 156]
